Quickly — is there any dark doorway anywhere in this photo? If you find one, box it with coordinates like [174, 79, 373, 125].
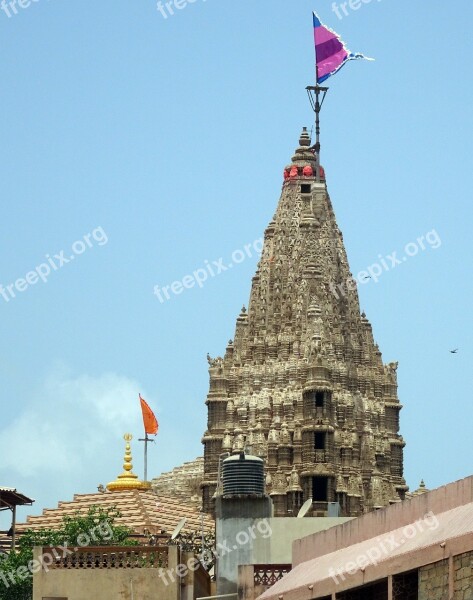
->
[312, 476, 328, 502]
[314, 432, 326, 450]
[315, 391, 324, 407]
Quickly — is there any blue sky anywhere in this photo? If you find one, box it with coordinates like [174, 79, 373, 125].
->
[1, 0, 472, 526]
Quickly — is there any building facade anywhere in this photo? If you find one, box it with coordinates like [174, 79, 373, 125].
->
[257, 474, 473, 600]
[202, 129, 407, 517]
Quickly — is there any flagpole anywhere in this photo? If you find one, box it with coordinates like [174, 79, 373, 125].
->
[306, 74, 328, 182]
[139, 434, 151, 482]
[144, 434, 148, 482]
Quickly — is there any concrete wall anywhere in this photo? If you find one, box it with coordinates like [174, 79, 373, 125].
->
[216, 496, 273, 596]
[216, 512, 351, 595]
[293, 475, 473, 567]
[34, 566, 178, 600]
[33, 546, 210, 600]
[252, 517, 352, 564]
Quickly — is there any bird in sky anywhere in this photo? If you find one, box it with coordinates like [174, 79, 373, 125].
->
[450, 348, 459, 354]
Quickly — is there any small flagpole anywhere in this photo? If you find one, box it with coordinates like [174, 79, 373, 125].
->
[315, 68, 321, 155]
[144, 434, 148, 482]
[306, 73, 328, 182]
[138, 434, 151, 482]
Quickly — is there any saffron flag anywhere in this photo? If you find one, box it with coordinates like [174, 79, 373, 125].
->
[139, 394, 158, 435]
[313, 11, 373, 84]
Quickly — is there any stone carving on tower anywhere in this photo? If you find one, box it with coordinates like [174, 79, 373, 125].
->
[201, 129, 408, 517]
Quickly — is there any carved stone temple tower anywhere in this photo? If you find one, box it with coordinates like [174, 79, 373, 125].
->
[202, 128, 408, 517]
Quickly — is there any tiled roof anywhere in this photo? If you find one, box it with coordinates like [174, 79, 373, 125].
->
[17, 489, 213, 538]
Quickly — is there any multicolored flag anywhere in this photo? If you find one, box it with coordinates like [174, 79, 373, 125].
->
[313, 11, 373, 84]
[139, 394, 158, 435]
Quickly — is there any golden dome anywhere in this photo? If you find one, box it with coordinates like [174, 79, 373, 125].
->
[107, 434, 151, 492]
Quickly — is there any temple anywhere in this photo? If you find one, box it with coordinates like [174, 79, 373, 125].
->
[202, 128, 408, 517]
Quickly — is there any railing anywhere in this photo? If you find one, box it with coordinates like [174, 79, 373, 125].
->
[253, 564, 291, 587]
[42, 545, 168, 569]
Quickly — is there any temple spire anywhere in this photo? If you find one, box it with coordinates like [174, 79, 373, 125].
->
[201, 130, 407, 517]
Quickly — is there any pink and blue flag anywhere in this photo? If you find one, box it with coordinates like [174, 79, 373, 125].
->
[313, 11, 373, 84]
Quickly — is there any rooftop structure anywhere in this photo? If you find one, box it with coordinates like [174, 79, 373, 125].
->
[18, 436, 212, 541]
[17, 488, 212, 539]
[0, 486, 34, 551]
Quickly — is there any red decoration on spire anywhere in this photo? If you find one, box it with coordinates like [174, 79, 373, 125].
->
[303, 165, 313, 177]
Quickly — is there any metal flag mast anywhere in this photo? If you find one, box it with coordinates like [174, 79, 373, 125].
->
[306, 67, 328, 182]
[138, 433, 154, 482]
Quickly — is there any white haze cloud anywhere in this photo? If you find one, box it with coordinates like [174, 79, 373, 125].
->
[0, 365, 155, 525]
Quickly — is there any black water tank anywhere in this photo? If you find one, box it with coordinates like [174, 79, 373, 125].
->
[222, 453, 265, 497]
